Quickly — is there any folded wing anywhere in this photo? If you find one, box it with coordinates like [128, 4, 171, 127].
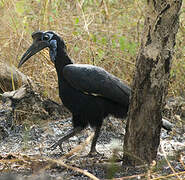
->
[63, 64, 131, 105]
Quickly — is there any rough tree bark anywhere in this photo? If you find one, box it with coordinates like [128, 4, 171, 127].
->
[123, 0, 182, 165]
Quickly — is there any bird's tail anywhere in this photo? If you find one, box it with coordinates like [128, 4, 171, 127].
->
[104, 100, 129, 119]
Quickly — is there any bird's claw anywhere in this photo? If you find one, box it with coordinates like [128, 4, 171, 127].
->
[50, 143, 58, 151]
[88, 149, 104, 157]
[50, 142, 63, 152]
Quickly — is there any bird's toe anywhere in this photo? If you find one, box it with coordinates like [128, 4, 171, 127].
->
[88, 149, 104, 157]
[49, 143, 59, 151]
[49, 141, 64, 152]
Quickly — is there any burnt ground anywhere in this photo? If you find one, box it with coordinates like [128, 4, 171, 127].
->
[0, 85, 184, 179]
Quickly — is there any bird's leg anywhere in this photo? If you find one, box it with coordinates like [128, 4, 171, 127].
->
[50, 127, 83, 151]
[88, 126, 101, 156]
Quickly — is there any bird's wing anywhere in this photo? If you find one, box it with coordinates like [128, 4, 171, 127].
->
[63, 64, 131, 105]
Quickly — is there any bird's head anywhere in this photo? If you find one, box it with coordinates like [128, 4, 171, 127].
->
[18, 31, 66, 68]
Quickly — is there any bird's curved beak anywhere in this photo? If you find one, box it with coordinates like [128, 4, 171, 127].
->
[18, 31, 49, 68]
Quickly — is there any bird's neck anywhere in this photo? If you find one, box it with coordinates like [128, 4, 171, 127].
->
[54, 48, 73, 80]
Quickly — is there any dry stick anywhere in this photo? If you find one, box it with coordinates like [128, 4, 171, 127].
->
[179, 154, 185, 170]
[11, 31, 25, 91]
[77, 0, 95, 64]
[160, 141, 182, 180]
[114, 171, 185, 180]
[50, 158, 99, 180]
[34, 132, 97, 179]
[60, 132, 94, 159]
[112, 173, 146, 180]
[77, 0, 94, 35]
[0, 83, 6, 93]
[15, 31, 25, 62]
[49, 132, 97, 180]
[151, 171, 185, 180]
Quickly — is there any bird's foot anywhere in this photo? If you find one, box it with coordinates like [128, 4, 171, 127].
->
[88, 149, 104, 157]
[49, 142, 63, 152]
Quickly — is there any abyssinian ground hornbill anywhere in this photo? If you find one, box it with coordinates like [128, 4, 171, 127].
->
[18, 31, 172, 155]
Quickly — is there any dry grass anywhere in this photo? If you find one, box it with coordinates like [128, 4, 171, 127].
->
[0, 0, 184, 102]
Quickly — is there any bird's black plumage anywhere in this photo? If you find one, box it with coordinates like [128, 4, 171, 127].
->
[18, 31, 130, 154]
[18, 31, 172, 154]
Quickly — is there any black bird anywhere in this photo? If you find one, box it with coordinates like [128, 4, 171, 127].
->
[18, 31, 172, 155]
[18, 31, 130, 154]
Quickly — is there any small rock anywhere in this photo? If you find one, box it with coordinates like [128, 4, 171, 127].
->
[0, 62, 29, 94]
[12, 87, 27, 100]
[0, 126, 9, 140]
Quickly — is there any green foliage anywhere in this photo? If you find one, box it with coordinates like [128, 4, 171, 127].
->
[15, 1, 25, 14]
[0, 0, 5, 7]
[119, 36, 126, 51]
[90, 33, 97, 42]
[106, 155, 121, 179]
[75, 17, 80, 25]
[119, 36, 137, 55]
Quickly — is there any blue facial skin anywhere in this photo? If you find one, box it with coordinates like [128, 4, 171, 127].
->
[49, 39, 57, 62]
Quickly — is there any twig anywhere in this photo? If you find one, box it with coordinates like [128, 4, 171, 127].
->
[60, 132, 94, 159]
[160, 141, 182, 180]
[33, 132, 97, 179]
[51, 158, 99, 180]
[151, 171, 185, 180]
[112, 173, 146, 180]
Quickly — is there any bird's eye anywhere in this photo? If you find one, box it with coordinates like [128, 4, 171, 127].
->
[43, 34, 50, 41]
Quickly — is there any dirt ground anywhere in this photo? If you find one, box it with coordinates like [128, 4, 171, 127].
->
[0, 86, 184, 179]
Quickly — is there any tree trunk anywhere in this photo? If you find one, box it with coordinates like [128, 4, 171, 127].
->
[123, 0, 182, 165]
